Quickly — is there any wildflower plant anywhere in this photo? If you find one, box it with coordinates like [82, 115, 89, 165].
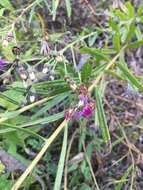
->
[0, 1, 143, 190]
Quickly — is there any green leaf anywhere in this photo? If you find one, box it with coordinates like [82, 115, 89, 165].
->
[53, 124, 68, 190]
[109, 18, 118, 32]
[52, 0, 60, 20]
[115, 10, 125, 20]
[95, 88, 110, 143]
[49, 32, 65, 42]
[80, 183, 92, 190]
[2, 45, 15, 61]
[127, 40, 143, 49]
[0, 123, 45, 141]
[0, 112, 65, 133]
[65, 0, 71, 17]
[0, 8, 5, 16]
[80, 47, 111, 61]
[81, 62, 92, 82]
[32, 92, 69, 119]
[88, 32, 98, 47]
[125, 20, 135, 44]
[118, 63, 143, 91]
[137, 5, 143, 16]
[115, 165, 133, 190]
[135, 27, 142, 40]
[125, 2, 135, 18]
[5, 132, 24, 153]
[0, 0, 14, 11]
[20, 111, 65, 127]
[28, 6, 36, 24]
[0, 90, 24, 110]
[112, 32, 121, 52]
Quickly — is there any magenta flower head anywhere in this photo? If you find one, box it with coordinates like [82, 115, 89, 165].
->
[74, 100, 96, 120]
[0, 59, 7, 70]
[82, 104, 93, 117]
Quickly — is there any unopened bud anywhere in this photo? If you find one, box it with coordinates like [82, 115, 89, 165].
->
[7, 31, 13, 42]
[42, 66, 48, 74]
[29, 95, 36, 103]
[49, 75, 55, 80]
[29, 72, 36, 81]
[2, 40, 8, 47]
[18, 67, 28, 80]
[55, 55, 63, 62]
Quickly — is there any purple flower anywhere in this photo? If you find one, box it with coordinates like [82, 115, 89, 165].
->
[0, 59, 7, 70]
[82, 105, 93, 117]
[78, 95, 88, 106]
[73, 104, 93, 119]
[73, 111, 83, 119]
[65, 94, 95, 121]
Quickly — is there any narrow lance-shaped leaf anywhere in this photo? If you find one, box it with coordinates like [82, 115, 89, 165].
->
[125, 20, 135, 44]
[112, 32, 121, 52]
[0, 0, 14, 11]
[125, 2, 135, 18]
[53, 124, 68, 190]
[118, 63, 143, 92]
[32, 92, 69, 119]
[65, 0, 71, 17]
[127, 40, 143, 49]
[81, 62, 92, 82]
[80, 47, 111, 61]
[52, 0, 60, 21]
[0, 112, 65, 133]
[95, 88, 110, 143]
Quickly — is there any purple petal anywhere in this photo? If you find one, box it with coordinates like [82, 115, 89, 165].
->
[82, 105, 93, 117]
[0, 59, 7, 70]
[79, 95, 88, 105]
[73, 111, 83, 119]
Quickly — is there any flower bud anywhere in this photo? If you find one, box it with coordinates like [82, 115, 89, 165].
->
[29, 95, 36, 103]
[2, 40, 9, 48]
[55, 55, 63, 62]
[29, 71, 36, 81]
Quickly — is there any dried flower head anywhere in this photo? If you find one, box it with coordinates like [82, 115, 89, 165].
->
[40, 40, 50, 56]
[65, 76, 78, 91]
[79, 84, 88, 95]
[12, 46, 22, 55]
[17, 66, 28, 80]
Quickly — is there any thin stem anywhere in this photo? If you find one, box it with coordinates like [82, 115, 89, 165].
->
[11, 120, 68, 190]
[71, 47, 81, 83]
[82, 142, 100, 190]
[64, 129, 78, 190]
